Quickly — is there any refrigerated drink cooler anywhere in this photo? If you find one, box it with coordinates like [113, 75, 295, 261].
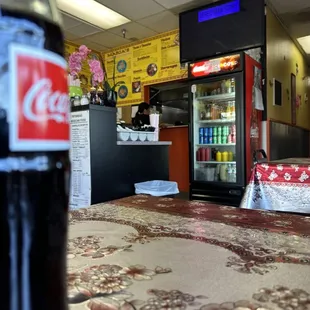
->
[188, 52, 262, 206]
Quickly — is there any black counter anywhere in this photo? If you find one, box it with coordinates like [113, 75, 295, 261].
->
[71, 105, 170, 204]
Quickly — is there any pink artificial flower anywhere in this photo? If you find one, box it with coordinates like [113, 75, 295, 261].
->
[79, 45, 91, 59]
[69, 53, 83, 76]
[88, 59, 100, 71]
[88, 59, 104, 85]
[68, 45, 92, 77]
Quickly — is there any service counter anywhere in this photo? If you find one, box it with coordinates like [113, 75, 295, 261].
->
[70, 105, 171, 209]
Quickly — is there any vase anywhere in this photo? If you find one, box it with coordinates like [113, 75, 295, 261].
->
[90, 87, 97, 104]
[81, 95, 89, 106]
[69, 86, 83, 98]
[97, 87, 104, 106]
[105, 90, 117, 107]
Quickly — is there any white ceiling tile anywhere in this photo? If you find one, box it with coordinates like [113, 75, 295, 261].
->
[171, 0, 216, 14]
[71, 38, 108, 50]
[64, 31, 79, 41]
[109, 22, 158, 40]
[95, 0, 165, 20]
[61, 13, 81, 30]
[155, 0, 194, 9]
[71, 38, 92, 45]
[290, 22, 310, 38]
[66, 23, 102, 37]
[138, 11, 179, 33]
[269, 0, 310, 14]
[85, 42, 109, 52]
[84, 31, 130, 48]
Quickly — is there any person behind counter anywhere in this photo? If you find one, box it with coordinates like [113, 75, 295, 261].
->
[132, 102, 150, 127]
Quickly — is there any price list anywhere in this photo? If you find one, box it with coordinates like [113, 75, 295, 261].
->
[69, 110, 91, 209]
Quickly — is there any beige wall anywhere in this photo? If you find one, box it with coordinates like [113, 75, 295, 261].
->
[266, 7, 310, 129]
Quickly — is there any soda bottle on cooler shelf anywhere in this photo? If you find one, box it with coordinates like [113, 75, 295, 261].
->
[208, 127, 213, 144]
[0, 1, 70, 310]
[227, 133, 233, 144]
[230, 124, 236, 144]
[231, 79, 235, 93]
[203, 127, 208, 144]
[205, 104, 211, 120]
[199, 127, 204, 144]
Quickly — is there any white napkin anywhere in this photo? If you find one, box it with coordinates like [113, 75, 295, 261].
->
[150, 114, 159, 128]
[149, 114, 159, 141]
[253, 86, 264, 111]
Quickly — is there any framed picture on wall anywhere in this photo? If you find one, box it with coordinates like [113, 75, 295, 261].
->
[291, 73, 296, 125]
[273, 78, 282, 106]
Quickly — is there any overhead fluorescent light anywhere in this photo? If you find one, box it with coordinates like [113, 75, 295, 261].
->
[297, 35, 310, 54]
[56, 0, 130, 30]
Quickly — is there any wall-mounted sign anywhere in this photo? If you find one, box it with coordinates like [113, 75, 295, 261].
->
[103, 30, 187, 106]
[198, 0, 240, 23]
[189, 54, 241, 78]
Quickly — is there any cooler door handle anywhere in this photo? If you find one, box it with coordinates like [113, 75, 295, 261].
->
[229, 190, 242, 196]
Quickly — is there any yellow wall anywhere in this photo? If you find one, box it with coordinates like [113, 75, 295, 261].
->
[101, 30, 187, 106]
[267, 8, 310, 129]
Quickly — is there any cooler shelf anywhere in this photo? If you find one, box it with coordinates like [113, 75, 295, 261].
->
[198, 119, 235, 124]
[196, 92, 236, 101]
[197, 161, 236, 164]
[196, 143, 236, 147]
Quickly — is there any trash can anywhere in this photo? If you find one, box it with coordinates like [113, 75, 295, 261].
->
[134, 180, 179, 197]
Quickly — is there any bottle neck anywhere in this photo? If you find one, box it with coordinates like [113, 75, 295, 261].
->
[0, 0, 61, 26]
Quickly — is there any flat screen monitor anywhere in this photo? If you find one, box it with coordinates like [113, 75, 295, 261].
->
[179, 0, 265, 63]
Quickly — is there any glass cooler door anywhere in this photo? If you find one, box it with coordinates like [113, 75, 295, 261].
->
[192, 75, 243, 185]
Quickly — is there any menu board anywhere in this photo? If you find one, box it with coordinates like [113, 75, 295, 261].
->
[103, 30, 188, 106]
[65, 41, 102, 94]
[69, 110, 91, 210]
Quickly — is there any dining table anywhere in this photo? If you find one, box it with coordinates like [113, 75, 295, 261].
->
[68, 194, 310, 310]
[241, 158, 310, 214]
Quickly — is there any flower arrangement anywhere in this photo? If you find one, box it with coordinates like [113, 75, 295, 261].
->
[88, 59, 104, 86]
[68, 45, 91, 77]
[68, 44, 104, 87]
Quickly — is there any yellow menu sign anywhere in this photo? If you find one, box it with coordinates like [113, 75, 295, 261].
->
[103, 30, 188, 106]
[64, 41, 102, 94]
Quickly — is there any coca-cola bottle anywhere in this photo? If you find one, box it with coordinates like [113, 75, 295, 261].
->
[0, 1, 70, 310]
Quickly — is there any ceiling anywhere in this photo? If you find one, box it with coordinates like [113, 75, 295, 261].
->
[63, 0, 217, 51]
[63, 0, 310, 57]
[268, 0, 310, 59]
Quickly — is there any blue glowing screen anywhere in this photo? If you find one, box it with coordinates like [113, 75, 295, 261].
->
[198, 0, 240, 23]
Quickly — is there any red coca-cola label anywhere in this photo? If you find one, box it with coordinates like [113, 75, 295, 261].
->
[190, 54, 241, 78]
[9, 44, 69, 151]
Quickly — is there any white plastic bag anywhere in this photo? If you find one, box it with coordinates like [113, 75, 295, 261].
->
[134, 180, 179, 197]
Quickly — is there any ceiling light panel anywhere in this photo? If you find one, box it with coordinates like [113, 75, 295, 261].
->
[297, 35, 310, 54]
[57, 0, 130, 30]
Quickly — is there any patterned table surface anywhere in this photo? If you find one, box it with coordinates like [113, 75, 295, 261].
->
[68, 195, 310, 310]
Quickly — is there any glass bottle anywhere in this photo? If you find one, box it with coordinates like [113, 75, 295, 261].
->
[206, 104, 211, 120]
[226, 79, 231, 93]
[231, 78, 235, 93]
[0, 1, 69, 310]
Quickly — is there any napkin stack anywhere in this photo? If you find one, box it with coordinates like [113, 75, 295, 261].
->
[150, 114, 159, 141]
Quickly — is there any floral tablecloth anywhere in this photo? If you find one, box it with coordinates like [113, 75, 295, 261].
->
[241, 158, 310, 213]
[68, 195, 310, 310]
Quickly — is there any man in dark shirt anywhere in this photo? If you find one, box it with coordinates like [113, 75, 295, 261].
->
[132, 102, 150, 127]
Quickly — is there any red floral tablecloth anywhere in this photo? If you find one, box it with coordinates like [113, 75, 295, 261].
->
[241, 158, 310, 213]
[68, 195, 310, 310]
